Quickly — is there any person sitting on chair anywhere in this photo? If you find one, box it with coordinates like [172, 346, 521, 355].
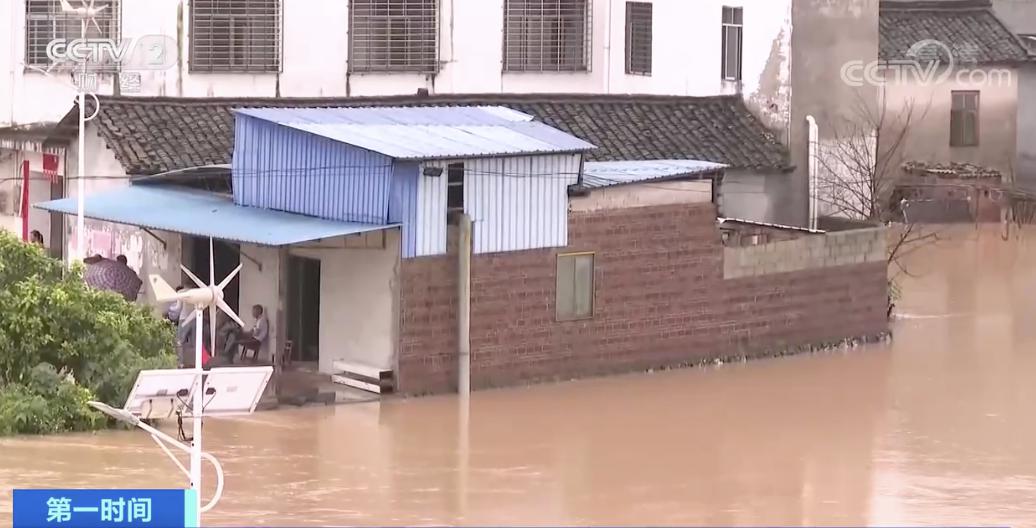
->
[224, 304, 269, 362]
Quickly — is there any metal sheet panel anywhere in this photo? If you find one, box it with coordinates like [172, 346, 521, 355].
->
[424, 153, 579, 255]
[233, 115, 394, 224]
[235, 106, 595, 160]
[415, 164, 447, 256]
[34, 185, 396, 247]
[389, 162, 420, 258]
[581, 159, 727, 188]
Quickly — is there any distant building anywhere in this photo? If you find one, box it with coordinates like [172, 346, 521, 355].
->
[0, 0, 881, 237]
[878, 0, 1030, 187]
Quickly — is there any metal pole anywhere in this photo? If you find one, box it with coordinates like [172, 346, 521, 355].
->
[456, 214, 472, 522]
[190, 308, 203, 527]
[74, 18, 86, 262]
[457, 213, 471, 395]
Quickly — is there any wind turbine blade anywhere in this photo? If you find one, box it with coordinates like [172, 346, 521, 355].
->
[181, 308, 200, 327]
[209, 238, 216, 287]
[149, 274, 178, 302]
[209, 304, 217, 365]
[58, 0, 76, 13]
[181, 265, 206, 288]
[218, 264, 242, 290]
[216, 299, 245, 329]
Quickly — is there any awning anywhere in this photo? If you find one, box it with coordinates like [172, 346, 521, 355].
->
[35, 185, 396, 246]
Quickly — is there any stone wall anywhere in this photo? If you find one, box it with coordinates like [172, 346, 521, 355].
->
[397, 203, 889, 395]
[723, 227, 886, 279]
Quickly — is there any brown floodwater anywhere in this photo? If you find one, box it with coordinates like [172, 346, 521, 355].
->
[4, 225, 1036, 526]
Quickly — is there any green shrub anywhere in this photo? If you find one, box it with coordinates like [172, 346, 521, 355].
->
[0, 232, 175, 435]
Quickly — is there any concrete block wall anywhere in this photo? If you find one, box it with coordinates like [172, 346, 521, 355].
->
[723, 227, 886, 279]
[397, 203, 889, 395]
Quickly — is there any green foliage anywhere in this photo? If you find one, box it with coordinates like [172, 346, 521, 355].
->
[0, 364, 104, 435]
[0, 231, 175, 435]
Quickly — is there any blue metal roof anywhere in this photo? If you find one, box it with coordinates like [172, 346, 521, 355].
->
[581, 159, 727, 189]
[234, 106, 596, 160]
[34, 185, 396, 246]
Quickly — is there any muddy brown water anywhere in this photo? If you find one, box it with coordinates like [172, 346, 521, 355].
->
[4, 225, 1036, 526]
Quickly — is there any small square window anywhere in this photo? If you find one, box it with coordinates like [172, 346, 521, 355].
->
[556, 252, 594, 321]
[447, 162, 464, 212]
[950, 91, 980, 147]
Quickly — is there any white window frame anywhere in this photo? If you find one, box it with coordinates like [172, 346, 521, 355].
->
[721, 6, 743, 82]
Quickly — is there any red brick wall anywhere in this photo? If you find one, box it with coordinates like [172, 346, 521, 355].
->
[397, 203, 888, 395]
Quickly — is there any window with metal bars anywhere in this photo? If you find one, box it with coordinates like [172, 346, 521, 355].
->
[950, 91, 980, 147]
[349, 0, 439, 73]
[25, 0, 121, 68]
[190, 0, 281, 73]
[624, 2, 651, 75]
[721, 6, 742, 81]
[503, 0, 592, 72]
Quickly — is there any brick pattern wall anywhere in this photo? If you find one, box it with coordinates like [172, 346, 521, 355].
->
[398, 203, 888, 395]
[723, 227, 886, 279]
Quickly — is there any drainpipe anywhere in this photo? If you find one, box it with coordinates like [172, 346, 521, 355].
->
[457, 213, 472, 395]
[806, 115, 819, 230]
[20, 160, 29, 242]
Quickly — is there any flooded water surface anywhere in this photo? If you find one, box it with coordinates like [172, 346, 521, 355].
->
[4, 226, 1036, 526]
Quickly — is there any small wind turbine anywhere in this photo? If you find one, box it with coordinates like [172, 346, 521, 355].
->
[58, 0, 109, 34]
[149, 237, 243, 520]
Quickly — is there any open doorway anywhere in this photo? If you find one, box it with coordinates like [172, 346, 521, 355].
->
[288, 255, 321, 363]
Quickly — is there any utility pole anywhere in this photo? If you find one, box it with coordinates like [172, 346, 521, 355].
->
[457, 213, 472, 395]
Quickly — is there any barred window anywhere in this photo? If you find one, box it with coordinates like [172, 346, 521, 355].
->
[190, 0, 281, 72]
[721, 6, 742, 81]
[25, 0, 121, 68]
[504, 0, 592, 72]
[624, 2, 651, 75]
[349, 0, 438, 73]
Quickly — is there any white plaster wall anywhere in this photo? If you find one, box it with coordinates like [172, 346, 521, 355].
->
[721, 171, 776, 222]
[239, 244, 282, 363]
[291, 229, 400, 375]
[2, 0, 792, 126]
[882, 69, 1019, 178]
[570, 180, 712, 212]
[0, 150, 60, 243]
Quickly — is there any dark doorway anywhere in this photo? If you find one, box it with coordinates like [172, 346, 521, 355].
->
[288, 256, 321, 362]
[190, 238, 241, 314]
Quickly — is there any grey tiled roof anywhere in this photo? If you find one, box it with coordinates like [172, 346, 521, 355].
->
[879, 0, 1029, 63]
[76, 93, 790, 175]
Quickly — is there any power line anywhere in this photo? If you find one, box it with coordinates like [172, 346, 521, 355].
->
[0, 163, 770, 195]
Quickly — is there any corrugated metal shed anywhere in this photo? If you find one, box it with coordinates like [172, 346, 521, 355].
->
[581, 159, 726, 189]
[233, 115, 394, 224]
[34, 185, 396, 246]
[234, 106, 596, 160]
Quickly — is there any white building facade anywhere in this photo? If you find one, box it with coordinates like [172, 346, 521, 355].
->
[1, 0, 794, 127]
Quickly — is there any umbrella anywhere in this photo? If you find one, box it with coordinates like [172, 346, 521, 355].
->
[83, 258, 143, 302]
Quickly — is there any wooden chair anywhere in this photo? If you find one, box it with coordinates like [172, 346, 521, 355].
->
[238, 339, 261, 363]
[281, 340, 295, 368]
